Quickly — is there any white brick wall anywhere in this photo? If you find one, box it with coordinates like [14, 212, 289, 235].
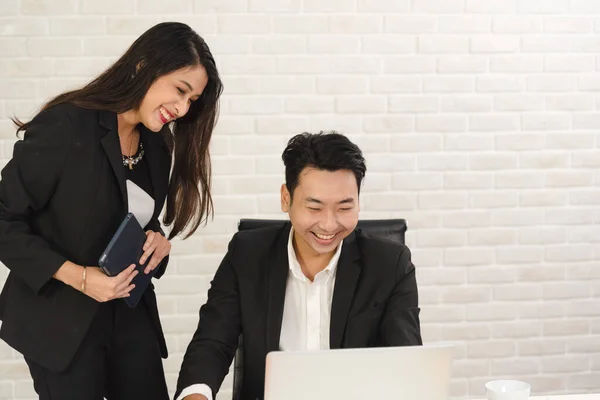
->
[0, 1, 599, 399]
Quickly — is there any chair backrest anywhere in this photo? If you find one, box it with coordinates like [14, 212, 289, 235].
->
[231, 218, 407, 400]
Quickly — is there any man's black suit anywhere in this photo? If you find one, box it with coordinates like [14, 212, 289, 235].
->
[176, 222, 422, 400]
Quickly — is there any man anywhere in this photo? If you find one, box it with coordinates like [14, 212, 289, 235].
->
[176, 132, 422, 400]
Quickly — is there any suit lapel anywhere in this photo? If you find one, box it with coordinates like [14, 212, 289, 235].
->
[139, 126, 170, 219]
[329, 232, 361, 349]
[265, 223, 291, 353]
[99, 110, 127, 207]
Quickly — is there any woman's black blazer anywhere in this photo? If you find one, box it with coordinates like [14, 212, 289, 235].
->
[0, 104, 172, 371]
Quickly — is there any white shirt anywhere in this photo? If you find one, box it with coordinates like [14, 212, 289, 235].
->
[126, 180, 154, 229]
[177, 228, 343, 400]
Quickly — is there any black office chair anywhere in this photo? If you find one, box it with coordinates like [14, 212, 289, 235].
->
[231, 218, 408, 400]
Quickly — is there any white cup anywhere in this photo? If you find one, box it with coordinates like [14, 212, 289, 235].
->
[485, 380, 531, 400]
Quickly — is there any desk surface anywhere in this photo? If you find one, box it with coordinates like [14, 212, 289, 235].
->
[478, 396, 600, 400]
[533, 397, 600, 399]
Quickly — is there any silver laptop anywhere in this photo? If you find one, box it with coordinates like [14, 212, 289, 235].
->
[264, 344, 454, 400]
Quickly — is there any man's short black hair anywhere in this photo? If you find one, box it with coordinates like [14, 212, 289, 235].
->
[282, 131, 367, 198]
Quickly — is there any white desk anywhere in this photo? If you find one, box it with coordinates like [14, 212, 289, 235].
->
[531, 397, 600, 400]
[478, 396, 600, 400]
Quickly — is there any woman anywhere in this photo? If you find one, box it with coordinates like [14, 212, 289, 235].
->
[0, 22, 222, 399]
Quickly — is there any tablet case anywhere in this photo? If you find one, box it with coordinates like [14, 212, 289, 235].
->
[98, 213, 155, 308]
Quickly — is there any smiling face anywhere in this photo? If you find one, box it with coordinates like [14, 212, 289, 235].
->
[281, 167, 360, 261]
[137, 65, 208, 132]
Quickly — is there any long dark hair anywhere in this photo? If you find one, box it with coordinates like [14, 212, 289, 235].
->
[14, 22, 223, 239]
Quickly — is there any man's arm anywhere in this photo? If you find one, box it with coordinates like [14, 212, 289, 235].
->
[175, 236, 242, 399]
[176, 384, 211, 400]
[379, 246, 423, 346]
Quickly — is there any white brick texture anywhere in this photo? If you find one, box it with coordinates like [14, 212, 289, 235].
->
[0, 1, 599, 399]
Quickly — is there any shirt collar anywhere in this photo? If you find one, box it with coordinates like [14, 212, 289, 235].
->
[287, 227, 343, 282]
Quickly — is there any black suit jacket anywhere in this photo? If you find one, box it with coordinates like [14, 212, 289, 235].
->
[0, 103, 171, 372]
[176, 222, 422, 400]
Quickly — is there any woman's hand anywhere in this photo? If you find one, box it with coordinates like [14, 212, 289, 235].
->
[54, 261, 137, 302]
[84, 265, 138, 302]
[140, 230, 171, 274]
